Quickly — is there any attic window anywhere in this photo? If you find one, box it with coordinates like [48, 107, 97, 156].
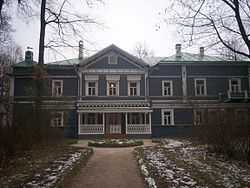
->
[108, 55, 117, 64]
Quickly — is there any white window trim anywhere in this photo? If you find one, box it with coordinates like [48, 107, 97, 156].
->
[52, 80, 63, 97]
[85, 80, 98, 96]
[107, 80, 119, 96]
[161, 109, 174, 126]
[229, 78, 241, 93]
[128, 80, 140, 96]
[106, 75, 120, 81]
[127, 75, 141, 81]
[108, 55, 118, 64]
[162, 80, 173, 96]
[194, 78, 207, 96]
[85, 75, 99, 81]
[51, 112, 64, 127]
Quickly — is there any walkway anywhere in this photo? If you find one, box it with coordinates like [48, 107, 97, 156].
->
[68, 140, 153, 188]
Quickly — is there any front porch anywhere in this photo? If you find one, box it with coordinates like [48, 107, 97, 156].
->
[78, 112, 151, 136]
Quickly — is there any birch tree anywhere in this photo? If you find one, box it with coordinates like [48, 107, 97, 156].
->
[165, 0, 250, 58]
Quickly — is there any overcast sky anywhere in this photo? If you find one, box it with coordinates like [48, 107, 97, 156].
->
[13, 0, 183, 62]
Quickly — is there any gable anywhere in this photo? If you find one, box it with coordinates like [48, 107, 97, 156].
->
[87, 52, 141, 70]
[80, 44, 148, 71]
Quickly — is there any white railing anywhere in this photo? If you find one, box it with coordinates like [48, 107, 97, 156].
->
[109, 124, 121, 134]
[227, 90, 249, 100]
[126, 124, 151, 134]
[79, 124, 104, 134]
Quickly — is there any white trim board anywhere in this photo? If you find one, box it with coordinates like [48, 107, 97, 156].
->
[80, 69, 145, 74]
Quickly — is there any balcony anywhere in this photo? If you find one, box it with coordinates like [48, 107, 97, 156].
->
[220, 90, 250, 102]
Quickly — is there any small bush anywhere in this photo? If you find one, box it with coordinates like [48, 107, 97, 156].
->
[192, 107, 250, 163]
[88, 139, 143, 147]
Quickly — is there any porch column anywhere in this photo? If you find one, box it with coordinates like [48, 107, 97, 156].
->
[102, 113, 105, 134]
[78, 112, 81, 135]
[182, 65, 187, 102]
[125, 112, 128, 134]
[149, 112, 152, 134]
[79, 72, 82, 98]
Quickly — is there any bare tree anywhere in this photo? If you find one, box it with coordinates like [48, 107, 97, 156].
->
[165, 0, 250, 59]
[0, 13, 12, 46]
[0, 0, 102, 64]
[36, 0, 102, 64]
[133, 42, 154, 59]
[218, 39, 246, 60]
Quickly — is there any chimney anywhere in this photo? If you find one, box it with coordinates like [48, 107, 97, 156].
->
[79, 40, 83, 59]
[25, 47, 33, 63]
[176, 44, 182, 58]
[200, 47, 204, 58]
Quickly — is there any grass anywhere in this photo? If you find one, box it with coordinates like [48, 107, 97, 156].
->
[0, 139, 92, 188]
[136, 139, 250, 188]
[56, 147, 93, 188]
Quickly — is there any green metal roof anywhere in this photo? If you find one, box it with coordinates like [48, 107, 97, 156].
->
[14, 60, 37, 67]
[47, 58, 81, 66]
[160, 52, 226, 63]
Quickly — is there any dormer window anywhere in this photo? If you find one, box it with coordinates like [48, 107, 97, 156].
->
[108, 55, 117, 64]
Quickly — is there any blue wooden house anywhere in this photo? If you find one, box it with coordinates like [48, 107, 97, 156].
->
[11, 43, 250, 138]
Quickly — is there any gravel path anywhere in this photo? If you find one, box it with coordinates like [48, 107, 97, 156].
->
[67, 147, 147, 188]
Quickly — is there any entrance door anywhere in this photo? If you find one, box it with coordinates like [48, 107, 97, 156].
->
[105, 113, 122, 134]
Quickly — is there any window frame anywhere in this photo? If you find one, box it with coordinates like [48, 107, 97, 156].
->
[229, 78, 241, 93]
[51, 112, 64, 127]
[194, 78, 207, 96]
[128, 80, 140, 96]
[52, 80, 63, 97]
[108, 55, 118, 65]
[85, 80, 98, 96]
[161, 109, 174, 126]
[162, 80, 173, 96]
[107, 80, 119, 96]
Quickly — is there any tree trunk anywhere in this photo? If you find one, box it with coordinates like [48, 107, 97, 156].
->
[38, 0, 46, 65]
[0, 0, 4, 18]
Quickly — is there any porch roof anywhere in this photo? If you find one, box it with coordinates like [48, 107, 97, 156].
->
[77, 100, 152, 113]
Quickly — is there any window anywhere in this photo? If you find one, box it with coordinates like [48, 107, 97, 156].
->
[195, 79, 207, 96]
[107, 81, 119, 96]
[51, 112, 64, 127]
[194, 110, 204, 126]
[162, 80, 173, 96]
[81, 113, 103, 124]
[128, 81, 140, 96]
[52, 80, 63, 96]
[108, 55, 117, 64]
[161, 109, 174, 126]
[229, 78, 241, 93]
[86, 81, 97, 96]
[128, 113, 149, 124]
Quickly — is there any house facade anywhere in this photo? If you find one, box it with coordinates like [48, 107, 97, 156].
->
[12, 44, 250, 138]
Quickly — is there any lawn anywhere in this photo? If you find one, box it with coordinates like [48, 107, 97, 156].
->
[0, 140, 93, 187]
[135, 138, 250, 188]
